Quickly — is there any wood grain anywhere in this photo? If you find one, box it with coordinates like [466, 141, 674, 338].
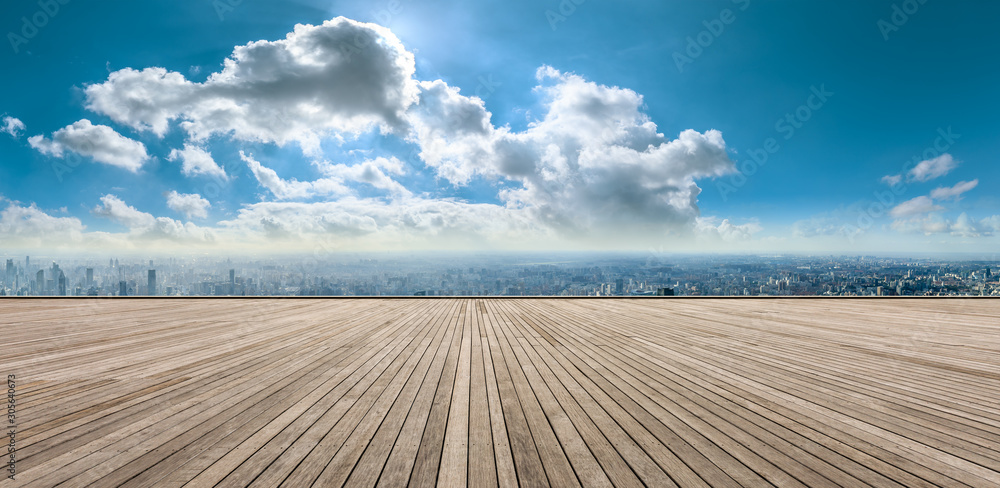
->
[1, 298, 998, 487]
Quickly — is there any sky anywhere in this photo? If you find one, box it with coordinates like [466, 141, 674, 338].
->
[1, 0, 999, 255]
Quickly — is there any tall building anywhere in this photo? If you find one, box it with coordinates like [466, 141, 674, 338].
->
[119, 281, 128, 296]
[615, 278, 624, 295]
[86, 268, 94, 287]
[36, 270, 44, 295]
[58, 273, 67, 296]
[4, 259, 13, 285]
[25, 256, 29, 270]
[230, 269, 235, 284]
[148, 270, 157, 296]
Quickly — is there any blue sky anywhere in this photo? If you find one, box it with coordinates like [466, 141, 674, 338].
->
[1, 0, 998, 253]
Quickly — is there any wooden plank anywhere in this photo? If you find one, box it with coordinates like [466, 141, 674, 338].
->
[467, 299, 499, 488]
[438, 298, 473, 487]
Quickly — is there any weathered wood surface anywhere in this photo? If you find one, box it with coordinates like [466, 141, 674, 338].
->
[1, 298, 998, 487]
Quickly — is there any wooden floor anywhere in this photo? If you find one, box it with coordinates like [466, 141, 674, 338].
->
[2, 298, 999, 487]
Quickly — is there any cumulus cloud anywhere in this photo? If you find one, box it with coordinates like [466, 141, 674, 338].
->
[84, 17, 419, 155]
[315, 157, 410, 197]
[890, 213, 997, 237]
[224, 65, 739, 246]
[93, 194, 214, 242]
[907, 153, 958, 182]
[218, 197, 543, 250]
[166, 191, 211, 219]
[27, 119, 150, 172]
[0, 202, 86, 246]
[695, 217, 762, 242]
[408, 66, 736, 239]
[167, 144, 227, 179]
[1, 116, 25, 138]
[890, 196, 943, 218]
[929, 179, 978, 201]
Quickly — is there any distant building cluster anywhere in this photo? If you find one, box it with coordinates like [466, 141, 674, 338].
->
[0, 254, 997, 297]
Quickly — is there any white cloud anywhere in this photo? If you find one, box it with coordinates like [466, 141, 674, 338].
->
[93, 194, 156, 228]
[929, 179, 978, 201]
[907, 153, 958, 182]
[890, 212, 997, 237]
[315, 157, 411, 197]
[93, 194, 215, 242]
[890, 196, 943, 218]
[408, 66, 736, 239]
[241, 152, 410, 200]
[167, 144, 227, 179]
[166, 191, 211, 219]
[218, 197, 544, 250]
[241, 151, 350, 200]
[1, 116, 25, 138]
[28, 119, 150, 172]
[0, 202, 86, 246]
[880, 174, 901, 186]
[84, 17, 419, 156]
[695, 217, 762, 242]
[981, 216, 1000, 233]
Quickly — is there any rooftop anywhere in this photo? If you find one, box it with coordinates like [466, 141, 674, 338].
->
[3, 298, 1000, 486]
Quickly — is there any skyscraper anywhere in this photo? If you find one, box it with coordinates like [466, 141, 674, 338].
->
[36, 270, 44, 295]
[86, 268, 94, 288]
[119, 281, 128, 296]
[148, 270, 157, 296]
[58, 273, 67, 296]
[4, 259, 13, 285]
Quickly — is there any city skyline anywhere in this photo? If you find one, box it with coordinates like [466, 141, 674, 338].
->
[2, 1, 1000, 254]
[3, 252, 997, 297]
